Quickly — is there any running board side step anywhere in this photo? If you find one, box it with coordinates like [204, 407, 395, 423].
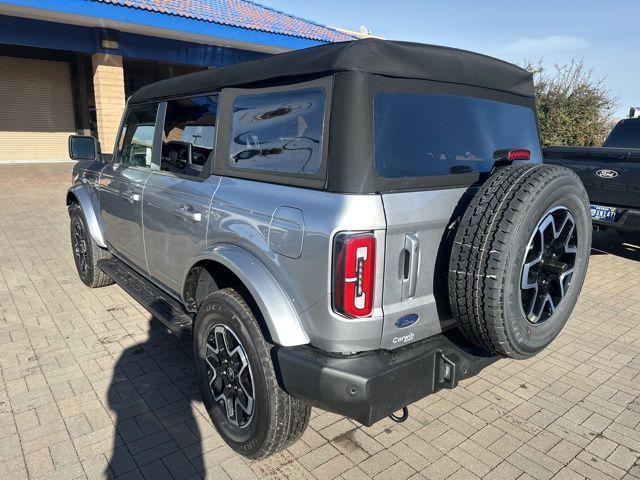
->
[98, 258, 194, 340]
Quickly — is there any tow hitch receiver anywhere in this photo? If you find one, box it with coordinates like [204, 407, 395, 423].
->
[388, 354, 456, 423]
[436, 352, 458, 390]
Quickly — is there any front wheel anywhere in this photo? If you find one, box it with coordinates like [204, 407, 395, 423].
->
[69, 204, 113, 288]
[194, 288, 311, 459]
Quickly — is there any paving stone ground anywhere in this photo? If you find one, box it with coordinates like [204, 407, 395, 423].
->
[0, 163, 639, 480]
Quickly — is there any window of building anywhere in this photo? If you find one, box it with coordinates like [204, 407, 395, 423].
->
[113, 103, 159, 167]
[229, 88, 325, 175]
[160, 95, 218, 177]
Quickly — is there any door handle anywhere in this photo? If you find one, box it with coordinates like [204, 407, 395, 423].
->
[401, 233, 420, 299]
[174, 206, 202, 222]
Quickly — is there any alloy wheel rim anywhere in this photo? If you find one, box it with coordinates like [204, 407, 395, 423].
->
[520, 207, 577, 325]
[205, 324, 255, 428]
[73, 222, 89, 273]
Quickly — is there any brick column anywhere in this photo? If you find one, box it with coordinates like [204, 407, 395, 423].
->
[92, 53, 125, 154]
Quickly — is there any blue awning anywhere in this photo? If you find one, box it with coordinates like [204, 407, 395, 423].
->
[0, 0, 355, 52]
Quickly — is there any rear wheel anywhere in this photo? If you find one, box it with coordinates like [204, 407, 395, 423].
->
[194, 288, 310, 459]
[69, 204, 113, 288]
[449, 164, 591, 358]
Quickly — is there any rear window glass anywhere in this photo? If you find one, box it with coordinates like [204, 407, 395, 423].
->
[604, 120, 640, 148]
[374, 93, 541, 178]
[229, 88, 325, 175]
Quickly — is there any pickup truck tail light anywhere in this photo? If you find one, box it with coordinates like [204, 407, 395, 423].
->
[333, 232, 376, 318]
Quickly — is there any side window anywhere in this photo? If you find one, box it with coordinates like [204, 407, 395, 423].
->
[114, 103, 159, 167]
[161, 95, 218, 177]
[229, 88, 325, 175]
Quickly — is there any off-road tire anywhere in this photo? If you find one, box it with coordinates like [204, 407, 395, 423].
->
[194, 288, 311, 459]
[449, 164, 591, 358]
[69, 204, 114, 288]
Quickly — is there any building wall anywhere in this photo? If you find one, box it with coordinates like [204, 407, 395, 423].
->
[92, 53, 126, 154]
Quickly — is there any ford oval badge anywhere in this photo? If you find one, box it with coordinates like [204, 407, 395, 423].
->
[395, 314, 419, 329]
[596, 169, 619, 179]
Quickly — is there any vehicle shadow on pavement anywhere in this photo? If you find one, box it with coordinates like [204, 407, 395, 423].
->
[591, 230, 640, 262]
[105, 318, 206, 479]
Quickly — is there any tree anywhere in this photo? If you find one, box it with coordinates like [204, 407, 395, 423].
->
[523, 60, 617, 146]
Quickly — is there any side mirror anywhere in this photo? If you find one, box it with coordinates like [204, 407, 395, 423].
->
[69, 135, 100, 161]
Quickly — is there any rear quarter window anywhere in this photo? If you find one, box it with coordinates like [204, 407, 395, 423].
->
[228, 88, 325, 175]
[374, 93, 541, 178]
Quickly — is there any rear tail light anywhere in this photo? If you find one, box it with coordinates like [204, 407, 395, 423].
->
[333, 232, 376, 318]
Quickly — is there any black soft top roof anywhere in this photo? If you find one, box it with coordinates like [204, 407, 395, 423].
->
[129, 38, 533, 104]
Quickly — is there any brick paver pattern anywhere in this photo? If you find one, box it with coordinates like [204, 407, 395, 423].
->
[0, 164, 639, 480]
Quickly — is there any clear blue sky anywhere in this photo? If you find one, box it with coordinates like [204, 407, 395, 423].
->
[262, 0, 638, 119]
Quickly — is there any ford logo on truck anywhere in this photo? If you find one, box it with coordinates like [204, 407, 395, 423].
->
[395, 313, 419, 329]
[596, 169, 619, 178]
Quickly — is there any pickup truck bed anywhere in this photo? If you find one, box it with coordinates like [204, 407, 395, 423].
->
[544, 118, 640, 234]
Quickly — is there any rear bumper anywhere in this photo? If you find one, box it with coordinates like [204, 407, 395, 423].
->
[594, 207, 640, 232]
[275, 331, 498, 426]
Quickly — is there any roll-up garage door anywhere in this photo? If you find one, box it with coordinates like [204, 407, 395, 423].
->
[0, 56, 76, 162]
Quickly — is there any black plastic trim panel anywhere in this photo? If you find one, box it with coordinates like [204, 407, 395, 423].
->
[275, 330, 498, 426]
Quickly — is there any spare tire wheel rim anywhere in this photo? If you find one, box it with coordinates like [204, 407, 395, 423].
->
[205, 324, 255, 428]
[520, 206, 577, 325]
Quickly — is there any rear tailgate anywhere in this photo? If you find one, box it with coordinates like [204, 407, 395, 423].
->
[373, 89, 543, 350]
[544, 147, 640, 208]
[379, 189, 467, 349]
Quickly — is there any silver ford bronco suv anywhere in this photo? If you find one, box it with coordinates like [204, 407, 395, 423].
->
[67, 39, 592, 459]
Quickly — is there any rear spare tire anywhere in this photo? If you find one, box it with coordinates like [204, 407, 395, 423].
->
[449, 164, 591, 358]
